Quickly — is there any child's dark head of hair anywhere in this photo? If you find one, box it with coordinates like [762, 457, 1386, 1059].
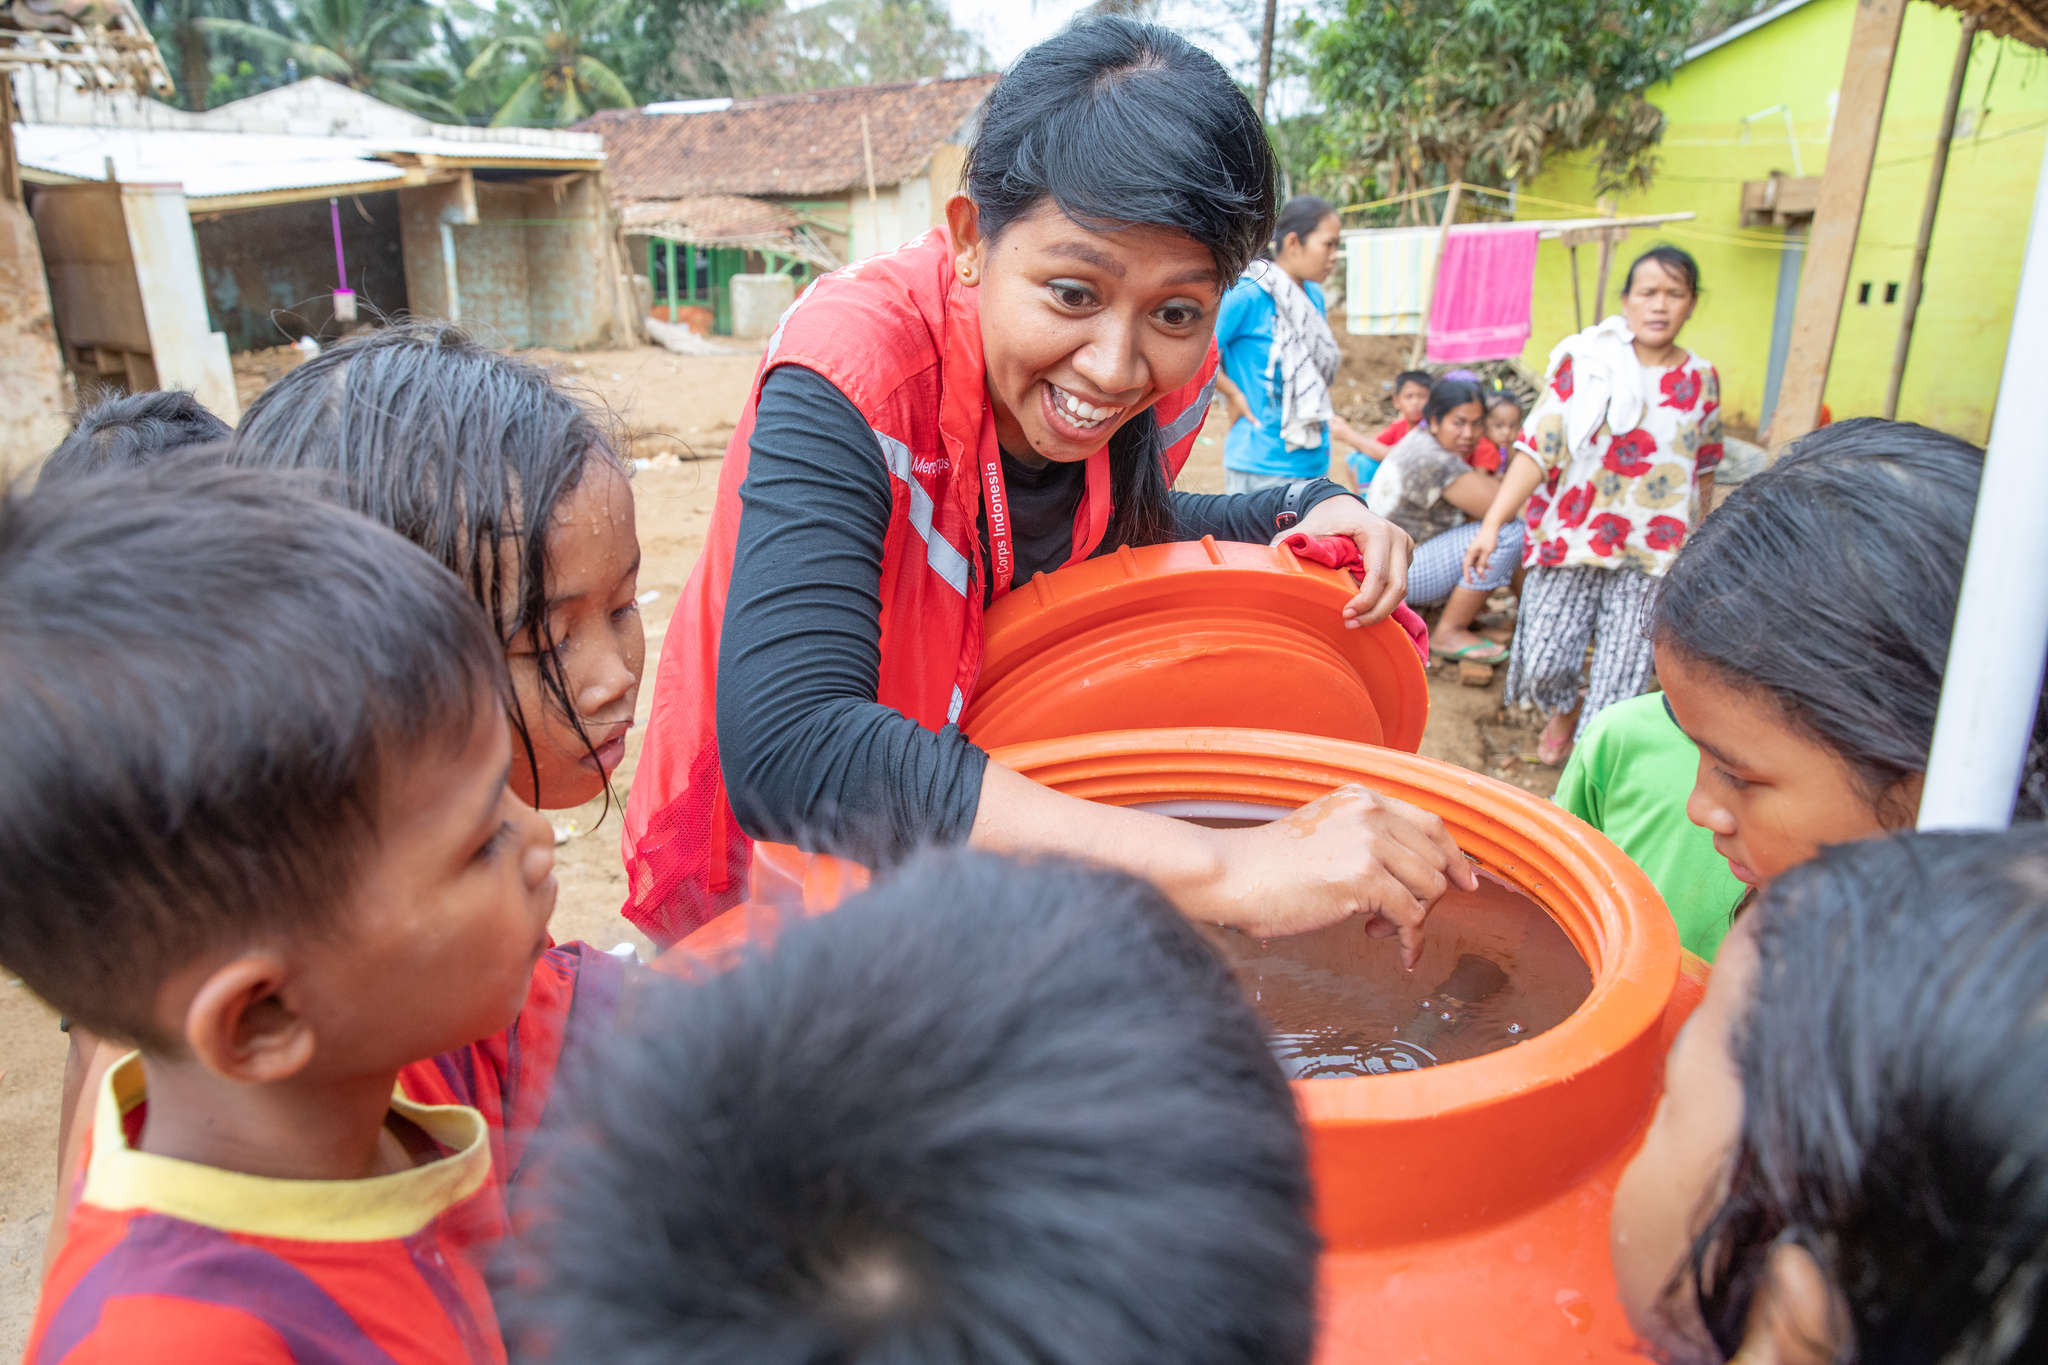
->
[232, 322, 642, 812]
[1392, 369, 1433, 422]
[0, 460, 558, 1068]
[1651, 418, 2037, 887]
[1612, 827, 2048, 1364]
[512, 848, 1320, 1365]
[42, 389, 232, 482]
[1482, 389, 1525, 449]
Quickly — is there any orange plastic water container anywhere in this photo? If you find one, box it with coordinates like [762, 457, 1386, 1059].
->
[960, 538, 1429, 753]
[662, 544, 1705, 1363]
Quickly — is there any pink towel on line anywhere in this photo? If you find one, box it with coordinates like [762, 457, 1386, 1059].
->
[1425, 225, 1540, 365]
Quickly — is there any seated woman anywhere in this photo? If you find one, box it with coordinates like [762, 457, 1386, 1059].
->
[1366, 377, 1524, 664]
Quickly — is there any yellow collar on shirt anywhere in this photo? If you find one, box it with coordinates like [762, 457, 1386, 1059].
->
[81, 1052, 491, 1242]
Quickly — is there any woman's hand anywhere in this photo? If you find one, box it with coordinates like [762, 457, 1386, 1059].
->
[1279, 494, 1412, 626]
[1461, 523, 1500, 583]
[1197, 785, 1478, 966]
[1224, 388, 1260, 430]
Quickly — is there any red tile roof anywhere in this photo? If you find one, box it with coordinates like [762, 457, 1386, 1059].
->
[581, 74, 997, 202]
[618, 193, 800, 241]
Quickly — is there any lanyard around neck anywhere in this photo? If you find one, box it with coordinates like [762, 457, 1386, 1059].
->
[980, 437, 1112, 601]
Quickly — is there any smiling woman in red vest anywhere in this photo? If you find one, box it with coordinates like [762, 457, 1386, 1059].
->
[623, 17, 1475, 951]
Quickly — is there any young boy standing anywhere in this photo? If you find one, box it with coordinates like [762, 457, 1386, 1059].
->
[3, 464, 580, 1363]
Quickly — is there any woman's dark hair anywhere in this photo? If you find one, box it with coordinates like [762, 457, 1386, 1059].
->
[1682, 829, 2048, 1363]
[230, 322, 624, 798]
[1654, 418, 2046, 821]
[1423, 377, 1484, 427]
[965, 16, 1276, 550]
[1623, 244, 1701, 297]
[1272, 195, 1337, 255]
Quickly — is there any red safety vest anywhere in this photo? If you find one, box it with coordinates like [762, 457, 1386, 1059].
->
[620, 228, 1219, 943]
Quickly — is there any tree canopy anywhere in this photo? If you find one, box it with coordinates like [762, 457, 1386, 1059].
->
[141, 0, 993, 123]
[198, 0, 462, 119]
[1307, 0, 1694, 205]
[456, 0, 636, 127]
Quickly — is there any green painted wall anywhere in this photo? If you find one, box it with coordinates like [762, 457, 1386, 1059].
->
[1516, 0, 2046, 440]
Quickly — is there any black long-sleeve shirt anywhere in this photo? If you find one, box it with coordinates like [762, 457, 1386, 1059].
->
[715, 364, 1354, 865]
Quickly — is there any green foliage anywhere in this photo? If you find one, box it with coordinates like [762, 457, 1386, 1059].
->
[664, 0, 990, 99]
[136, 0, 282, 110]
[610, 0, 771, 101]
[1308, 0, 1696, 203]
[454, 0, 640, 127]
[197, 0, 462, 118]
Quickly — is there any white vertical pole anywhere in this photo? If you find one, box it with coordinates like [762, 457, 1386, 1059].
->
[1917, 132, 2048, 831]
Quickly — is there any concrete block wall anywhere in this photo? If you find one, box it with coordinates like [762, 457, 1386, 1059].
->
[401, 171, 616, 350]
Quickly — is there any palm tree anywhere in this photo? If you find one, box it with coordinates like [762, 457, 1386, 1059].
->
[137, 0, 280, 111]
[199, 0, 463, 121]
[459, 0, 637, 128]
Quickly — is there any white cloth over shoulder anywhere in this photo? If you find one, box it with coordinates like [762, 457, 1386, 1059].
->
[1546, 315, 1643, 458]
[1243, 257, 1340, 452]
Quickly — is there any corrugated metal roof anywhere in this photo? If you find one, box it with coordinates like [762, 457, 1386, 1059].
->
[1684, 0, 2046, 61]
[1682, 0, 1826, 63]
[14, 123, 599, 199]
[580, 74, 995, 201]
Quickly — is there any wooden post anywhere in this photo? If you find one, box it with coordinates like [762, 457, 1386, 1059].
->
[0, 75, 21, 203]
[1254, 0, 1278, 118]
[664, 238, 677, 320]
[1410, 180, 1463, 366]
[1886, 15, 1977, 420]
[1772, 0, 1908, 450]
[1591, 198, 1618, 319]
[1572, 244, 1589, 331]
[859, 113, 880, 251]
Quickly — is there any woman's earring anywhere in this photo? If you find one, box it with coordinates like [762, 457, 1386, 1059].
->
[959, 266, 977, 285]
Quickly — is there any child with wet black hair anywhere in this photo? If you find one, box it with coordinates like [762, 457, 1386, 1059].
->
[233, 322, 643, 815]
[1612, 826, 2048, 1364]
[41, 389, 232, 481]
[1651, 418, 2045, 894]
[510, 847, 1322, 1365]
[7, 463, 623, 1363]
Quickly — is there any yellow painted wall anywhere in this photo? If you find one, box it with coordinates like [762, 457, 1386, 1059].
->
[1517, 0, 2046, 441]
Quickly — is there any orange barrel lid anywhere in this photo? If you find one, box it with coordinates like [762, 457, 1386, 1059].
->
[960, 538, 1429, 753]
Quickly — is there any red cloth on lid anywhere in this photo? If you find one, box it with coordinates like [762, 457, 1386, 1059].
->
[1280, 533, 1430, 663]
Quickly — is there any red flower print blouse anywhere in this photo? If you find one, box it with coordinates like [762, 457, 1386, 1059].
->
[1512, 347, 1721, 576]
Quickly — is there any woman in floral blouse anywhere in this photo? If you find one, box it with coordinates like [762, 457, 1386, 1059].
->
[1462, 245, 1723, 764]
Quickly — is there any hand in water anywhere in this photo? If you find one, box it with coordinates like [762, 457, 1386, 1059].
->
[1204, 784, 1476, 966]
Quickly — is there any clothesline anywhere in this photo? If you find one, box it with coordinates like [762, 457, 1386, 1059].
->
[1338, 180, 1806, 254]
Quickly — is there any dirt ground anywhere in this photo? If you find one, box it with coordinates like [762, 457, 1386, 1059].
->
[0, 336, 1548, 1345]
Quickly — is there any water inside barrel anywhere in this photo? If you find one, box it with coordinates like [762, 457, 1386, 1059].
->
[1181, 813, 1592, 1077]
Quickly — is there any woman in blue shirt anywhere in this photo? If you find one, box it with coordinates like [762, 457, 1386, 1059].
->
[1213, 196, 1374, 493]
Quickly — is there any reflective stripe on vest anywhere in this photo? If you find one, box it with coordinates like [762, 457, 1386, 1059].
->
[1159, 370, 1218, 450]
[873, 428, 972, 599]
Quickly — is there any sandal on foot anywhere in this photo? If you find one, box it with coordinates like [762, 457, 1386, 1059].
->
[1430, 640, 1508, 666]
